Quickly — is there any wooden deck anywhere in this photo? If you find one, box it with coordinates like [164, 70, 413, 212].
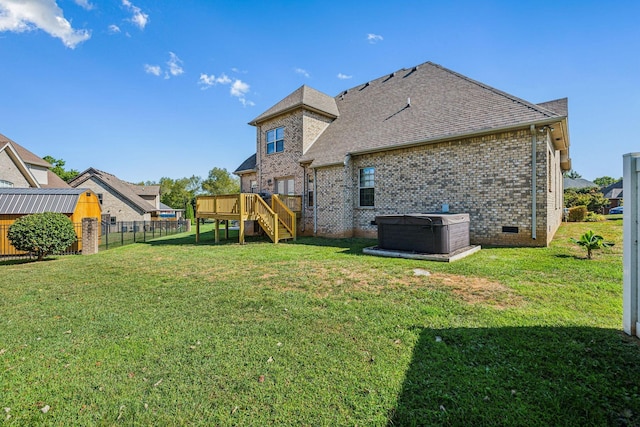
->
[195, 193, 301, 244]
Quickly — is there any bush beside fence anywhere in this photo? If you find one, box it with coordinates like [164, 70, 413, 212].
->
[0, 220, 188, 260]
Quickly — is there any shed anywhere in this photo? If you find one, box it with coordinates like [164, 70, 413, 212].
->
[0, 188, 102, 254]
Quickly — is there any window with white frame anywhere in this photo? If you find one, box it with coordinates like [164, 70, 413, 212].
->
[250, 180, 258, 193]
[275, 177, 295, 195]
[359, 167, 375, 207]
[266, 127, 284, 154]
[0, 180, 13, 188]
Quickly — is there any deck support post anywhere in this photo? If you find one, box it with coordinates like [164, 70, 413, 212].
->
[196, 218, 200, 243]
[225, 220, 229, 240]
[215, 219, 220, 243]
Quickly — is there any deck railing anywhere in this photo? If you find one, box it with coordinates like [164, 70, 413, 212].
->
[272, 195, 296, 239]
[196, 193, 301, 243]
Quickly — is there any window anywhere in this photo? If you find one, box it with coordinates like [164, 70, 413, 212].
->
[110, 217, 117, 225]
[0, 180, 13, 188]
[250, 180, 258, 193]
[275, 177, 295, 195]
[359, 167, 375, 207]
[266, 127, 284, 154]
[97, 193, 103, 205]
[307, 173, 314, 207]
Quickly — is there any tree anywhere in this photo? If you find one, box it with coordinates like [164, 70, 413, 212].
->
[42, 155, 79, 182]
[185, 201, 195, 225]
[201, 167, 240, 195]
[8, 213, 77, 261]
[158, 177, 194, 210]
[570, 230, 613, 259]
[564, 187, 609, 212]
[563, 169, 582, 179]
[593, 176, 621, 187]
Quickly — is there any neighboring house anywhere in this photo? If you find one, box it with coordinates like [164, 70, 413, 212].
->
[601, 180, 623, 211]
[235, 61, 571, 247]
[0, 188, 101, 254]
[0, 133, 70, 188]
[68, 168, 181, 223]
[563, 177, 597, 190]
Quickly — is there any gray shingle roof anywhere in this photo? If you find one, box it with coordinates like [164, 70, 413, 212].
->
[249, 85, 339, 125]
[68, 168, 158, 213]
[0, 133, 51, 168]
[564, 177, 597, 189]
[0, 188, 85, 214]
[297, 61, 567, 167]
[234, 153, 257, 174]
[602, 180, 623, 199]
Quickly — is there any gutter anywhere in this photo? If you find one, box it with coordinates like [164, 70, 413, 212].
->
[531, 124, 537, 240]
[313, 168, 317, 234]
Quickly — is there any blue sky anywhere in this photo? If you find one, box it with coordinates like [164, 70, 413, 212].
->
[0, 0, 637, 183]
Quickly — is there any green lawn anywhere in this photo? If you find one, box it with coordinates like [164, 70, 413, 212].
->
[1, 218, 637, 426]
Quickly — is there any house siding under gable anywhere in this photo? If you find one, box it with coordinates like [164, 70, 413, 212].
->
[313, 128, 557, 246]
[0, 150, 31, 187]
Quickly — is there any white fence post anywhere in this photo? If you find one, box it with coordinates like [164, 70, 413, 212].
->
[623, 153, 640, 337]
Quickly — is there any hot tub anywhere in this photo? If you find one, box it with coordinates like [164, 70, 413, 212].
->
[375, 213, 470, 254]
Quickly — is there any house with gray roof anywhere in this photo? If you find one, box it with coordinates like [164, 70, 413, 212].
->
[68, 168, 181, 223]
[235, 61, 571, 246]
[0, 133, 70, 189]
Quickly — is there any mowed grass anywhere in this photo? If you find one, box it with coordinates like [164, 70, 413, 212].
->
[1, 218, 637, 426]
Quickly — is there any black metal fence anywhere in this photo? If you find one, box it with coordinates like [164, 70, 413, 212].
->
[0, 222, 83, 261]
[100, 220, 189, 250]
[0, 220, 189, 260]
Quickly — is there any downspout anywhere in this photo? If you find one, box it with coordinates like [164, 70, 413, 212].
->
[313, 168, 318, 234]
[531, 124, 537, 240]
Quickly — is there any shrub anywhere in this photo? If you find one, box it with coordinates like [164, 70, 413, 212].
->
[8, 212, 77, 260]
[585, 212, 606, 222]
[568, 206, 588, 222]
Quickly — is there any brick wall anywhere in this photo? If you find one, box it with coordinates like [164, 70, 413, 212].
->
[255, 110, 333, 197]
[313, 128, 555, 246]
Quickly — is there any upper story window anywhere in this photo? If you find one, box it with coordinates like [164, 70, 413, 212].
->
[359, 167, 375, 207]
[0, 180, 13, 188]
[266, 127, 284, 154]
[97, 193, 104, 205]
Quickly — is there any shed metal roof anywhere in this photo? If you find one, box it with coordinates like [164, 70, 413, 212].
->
[0, 188, 87, 215]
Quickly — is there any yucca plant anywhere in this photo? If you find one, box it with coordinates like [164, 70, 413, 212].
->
[570, 230, 613, 259]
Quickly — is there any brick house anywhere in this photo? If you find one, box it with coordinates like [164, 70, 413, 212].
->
[234, 62, 571, 246]
[69, 168, 182, 223]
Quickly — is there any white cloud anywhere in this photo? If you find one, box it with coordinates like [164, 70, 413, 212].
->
[166, 52, 183, 76]
[0, 0, 91, 48]
[198, 73, 231, 89]
[145, 52, 185, 79]
[294, 67, 310, 78]
[108, 24, 120, 34]
[122, 0, 147, 30]
[73, 0, 94, 10]
[337, 73, 352, 80]
[367, 33, 383, 44]
[230, 79, 249, 97]
[198, 72, 254, 106]
[144, 64, 161, 76]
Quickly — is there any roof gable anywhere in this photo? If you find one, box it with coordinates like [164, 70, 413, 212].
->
[299, 61, 568, 167]
[249, 85, 339, 125]
[0, 133, 51, 168]
[69, 168, 157, 213]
